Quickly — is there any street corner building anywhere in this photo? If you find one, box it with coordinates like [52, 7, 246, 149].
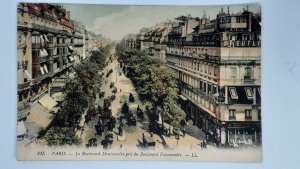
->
[16, 3, 92, 142]
[124, 6, 262, 148]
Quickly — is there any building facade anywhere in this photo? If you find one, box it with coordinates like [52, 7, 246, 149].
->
[124, 8, 262, 147]
[166, 9, 261, 147]
[17, 3, 90, 138]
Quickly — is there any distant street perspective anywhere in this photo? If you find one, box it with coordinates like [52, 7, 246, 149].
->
[16, 3, 262, 161]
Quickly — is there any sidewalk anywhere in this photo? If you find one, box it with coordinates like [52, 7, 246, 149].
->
[161, 123, 218, 151]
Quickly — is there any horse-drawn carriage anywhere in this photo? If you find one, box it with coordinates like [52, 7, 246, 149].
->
[121, 102, 136, 126]
[101, 132, 113, 149]
[112, 87, 117, 93]
[86, 137, 97, 148]
[129, 93, 134, 102]
[136, 105, 144, 119]
[99, 97, 112, 118]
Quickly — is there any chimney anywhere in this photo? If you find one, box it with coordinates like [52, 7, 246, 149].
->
[248, 13, 252, 32]
[66, 11, 70, 20]
[227, 6, 230, 14]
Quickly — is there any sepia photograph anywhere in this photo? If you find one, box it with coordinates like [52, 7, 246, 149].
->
[16, 2, 262, 162]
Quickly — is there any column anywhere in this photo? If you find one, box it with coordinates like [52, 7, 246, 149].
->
[253, 87, 257, 105]
[225, 86, 228, 104]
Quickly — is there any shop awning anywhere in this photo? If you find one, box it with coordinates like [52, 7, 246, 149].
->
[43, 65, 48, 73]
[24, 70, 32, 80]
[68, 56, 73, 62]
[43, 49, 48, 56]
[44, 34, 49, 42]
[39, 49, 44, 57]
[38, 94, 57, 110]
[179, 95, 187, 101]
[26, 102, 53, 129]
[18, 69, 32, 83]
[47, 33, 53, 37]
[40, 67, 45, 75]
[17, 121, 26, 136]
[68, 46, 74, 50]
[40, 35, 44, 43]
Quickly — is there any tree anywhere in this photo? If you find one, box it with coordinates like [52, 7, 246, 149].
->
[44, 127, 81, 146]
[55, 80, 88, 128]
[115, 44, 185, 126]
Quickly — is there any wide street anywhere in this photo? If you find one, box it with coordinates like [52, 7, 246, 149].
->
[79, 51, 209, 151]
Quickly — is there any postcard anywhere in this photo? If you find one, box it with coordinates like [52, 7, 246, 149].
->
[17, 3, 262, 161]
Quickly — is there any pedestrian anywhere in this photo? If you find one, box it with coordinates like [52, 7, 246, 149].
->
[182, 128, 186, 137]
[142, 133, 146, 145]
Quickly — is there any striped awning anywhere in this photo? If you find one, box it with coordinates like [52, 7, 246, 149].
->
[27, 102, 53, 129]
[38, 94, 57, 110]
[17, 121, 26, 136]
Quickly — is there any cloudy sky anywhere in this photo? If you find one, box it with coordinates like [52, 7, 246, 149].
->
[63, 4, 260, 41]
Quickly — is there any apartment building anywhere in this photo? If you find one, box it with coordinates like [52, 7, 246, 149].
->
[166, 9, 261, 146]
[17, 3, 89, 138]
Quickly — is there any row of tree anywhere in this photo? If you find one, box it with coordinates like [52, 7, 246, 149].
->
[116, 43, 185, 126]
[44, 44, 114, 146]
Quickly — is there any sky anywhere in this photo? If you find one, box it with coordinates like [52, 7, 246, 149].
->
[63, 4, 260, 41]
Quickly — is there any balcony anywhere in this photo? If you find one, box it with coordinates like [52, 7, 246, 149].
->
[39, 56, 49, 63]
[74, 43, 84, 47]
[57, 43, 66, 47]
[32, 43, 42, 49]
[46, 43, 55, 48]
[244, 78, 254, 85]
[245, 116, 252, 121]
[17, 21, 31, 30]
[229, 116, 236, 121]
[180, 81, 217, 104]
[31, 74, 49, 84]
[18, 81, 31, 91]
[31, 23, 60, 34]
[219, 22, 247, 29]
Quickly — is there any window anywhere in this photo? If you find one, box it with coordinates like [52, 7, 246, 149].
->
[230, 67, 237, 78]
[245, 109, 252, 120]
[32, 51, 39, 62]
[19, 33, 26, 44]
[214, 66, 218, 76]
[48, 36, 53, 44]
[203, 82, 207, 93]
[200, 80, 202, 91]
[231, 16, 237, 23]
[230, 35, 236, 41]
[243, 35, 251, 41]
[229, 87, 238, 99]
[208, 84, 211, 94]
[31, 35, 41, 44]
[213, 85, 217, 94]
[229, 109, 236, 120]
[244, 67, 252, 79]
[209, 66, 212, 75]
[245, 87, 254, 99]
